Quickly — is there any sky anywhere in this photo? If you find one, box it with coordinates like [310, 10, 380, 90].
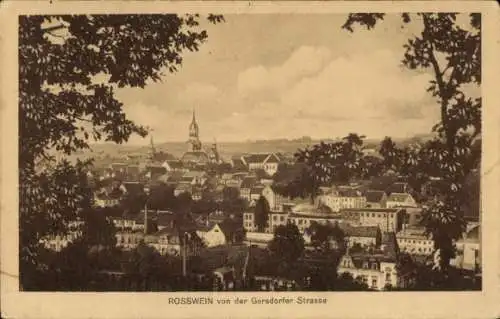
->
[114, 14, 451, 145]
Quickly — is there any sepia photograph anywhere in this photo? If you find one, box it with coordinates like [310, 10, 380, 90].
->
[2, 1, 500, 318]
[16, 11, 483, 293]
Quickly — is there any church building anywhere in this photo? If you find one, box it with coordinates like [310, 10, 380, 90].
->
[181, 110, 221, 167]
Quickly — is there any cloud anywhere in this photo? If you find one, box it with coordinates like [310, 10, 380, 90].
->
[232, 48, 440, 138]
[178, 82, 221, 104]
[237, 46, 331, 98]
[122, 46, 442, 144]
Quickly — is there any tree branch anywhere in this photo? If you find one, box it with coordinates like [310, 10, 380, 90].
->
[41, 24, 66, 33]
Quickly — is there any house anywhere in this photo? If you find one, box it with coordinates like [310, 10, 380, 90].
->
[115, 230, 145, 250]
[317, 187, 367, 212]
[268, 211, 289, 233]
[452, 224, 480, 272]
[249, 185, 265, 205]
[340, 208, 404, 234]
[94, 187, 123, 208]
[147, 227, 201, 256]
[364, 190, 387, 208]
[337, 232, 401, 290]
[386, 182, 411, 195]
[261, 185, 288, 212]
[144, 165, 168, 181]
[213, 267, 236, 291]
[196, 219, 245, 247]
[337, 252, 399, 290]
[113, 213, 143, 231]
[344, 225, 382, 249]
[182, 170, 207, 186]
[244, 231, 274, 248]
[230, 157, 248, 172]
[288, 203, 342, 234]
[162, 160, 187, 173]
[196, 222, 228, 247]
[243, 211, 257, 233]
[396, 226, 434, 256]
[240, 176, 258, 202]
[386, 193, 418, 208]
[241, 153, 281, 176]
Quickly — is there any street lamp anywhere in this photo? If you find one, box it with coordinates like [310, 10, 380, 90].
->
[144, 185, 151, 235]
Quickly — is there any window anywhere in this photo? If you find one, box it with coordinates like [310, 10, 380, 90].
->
[280, 216, 285, 222]
[372, 213, 375, 217]
[385, 271, 391, 283]
[371, 277, 378, 288]
[363, 261, 369, 269]
[273, 216, 277, 221]
[371, 263, 378, 270]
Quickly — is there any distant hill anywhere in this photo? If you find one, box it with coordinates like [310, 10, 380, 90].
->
[68, 134, 435, 165]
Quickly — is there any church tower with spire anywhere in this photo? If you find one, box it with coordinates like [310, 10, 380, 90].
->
[188, 109, 202, 152]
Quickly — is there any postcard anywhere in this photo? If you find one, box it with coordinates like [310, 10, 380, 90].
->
[1, 1, 499, 318]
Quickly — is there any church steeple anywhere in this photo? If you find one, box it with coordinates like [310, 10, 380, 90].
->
[188, 108, 202, 152]
[189, 109, 199, 138]
[149, 132, 157, 160]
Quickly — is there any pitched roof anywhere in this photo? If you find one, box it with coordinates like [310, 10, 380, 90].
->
[387, 192, 412, 203]
[364, 190, 386, 203]
[183, 170, 206, 178]
[264, 153, 281, 164]
[345, 226, 379, 238]
[386, 182, 409, 195]
[231, 158, 247, 169]
[243, 153, 271, 164]
[167, 160, 184, 169]
[146, 165, 167, 175]
[341, 208, 400, 213]
[181, 151, 209, 163]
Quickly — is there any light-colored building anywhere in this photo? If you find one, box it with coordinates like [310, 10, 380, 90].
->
[244, 231, 274, 248]
[268, 211, 288, 233]
[344, 225, 382, 249]
[396, 226, 434, 256]
[337, 253, 399, 290]
[288, 203, 342, 234]
[116, 230, 145, 250]
[241, 153, 281, 176]
[341, 208, 403, 233]
[317, 187, 367, 212]
[243, 211, 257, 232]
[452, 224, 481, 272]
[196, 223, 227, 248]
[386, 193, 418, 209]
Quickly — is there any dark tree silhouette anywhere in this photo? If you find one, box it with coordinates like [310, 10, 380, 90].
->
[19, 14, 224, 289]
[254, 196, 271, 232]
[343, 13, 481, 274]
[268, 223, 305, 265]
